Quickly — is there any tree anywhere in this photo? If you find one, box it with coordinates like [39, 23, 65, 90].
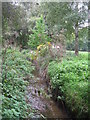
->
[2, 2, 42, 47]
[74, 3, 79, 55]
[2, 2, 27, 46]
[68, 2, 88, 55]
[41, 2, 88, 55]
[28, 15, 51, 49]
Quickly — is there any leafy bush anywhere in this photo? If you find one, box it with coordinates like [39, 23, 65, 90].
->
[28, 15, 51, 49]
[48, 55, 88, 118]
[2, 48, 34, 118]
[37, 42, 52, 57]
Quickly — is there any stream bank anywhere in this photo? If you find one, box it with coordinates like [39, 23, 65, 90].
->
[26, 70, 69, 119]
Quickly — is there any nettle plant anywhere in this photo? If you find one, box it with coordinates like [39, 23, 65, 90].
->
[28, 15, 51, 49]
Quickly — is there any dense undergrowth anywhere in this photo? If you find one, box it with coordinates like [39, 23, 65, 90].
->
[48, 52, 89, 118]
[1, 47, 89, 119]
[1, 48, 34, 119]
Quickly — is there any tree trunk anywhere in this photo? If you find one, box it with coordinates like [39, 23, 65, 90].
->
[75, 22, 79, 56]
[75, 2, 79, 56]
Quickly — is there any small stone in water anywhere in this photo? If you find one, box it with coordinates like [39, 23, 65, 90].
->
[38, 90, 40, 96]
[35, 89, 37, 93]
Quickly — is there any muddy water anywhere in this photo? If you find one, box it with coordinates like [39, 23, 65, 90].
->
[27, 71, 69, 119]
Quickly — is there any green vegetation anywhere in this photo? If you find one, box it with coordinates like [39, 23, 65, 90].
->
[1, 1, 89, 119]
[2, 48, 34, 118]
[48, 52, 88, 118]
[28, 15, 51, 49]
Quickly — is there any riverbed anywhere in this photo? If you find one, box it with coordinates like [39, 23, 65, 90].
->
[26, 70, 69, 119]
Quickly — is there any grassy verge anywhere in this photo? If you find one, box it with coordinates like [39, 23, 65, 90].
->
[48, 52, 89, 118]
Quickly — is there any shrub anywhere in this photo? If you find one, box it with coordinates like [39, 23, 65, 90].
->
[28, 15, 51, 49]
[48, 56, 88, 118]
[2, 48, 34, 118]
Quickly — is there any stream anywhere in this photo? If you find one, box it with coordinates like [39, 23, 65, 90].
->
[26, 70, 69, 119]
